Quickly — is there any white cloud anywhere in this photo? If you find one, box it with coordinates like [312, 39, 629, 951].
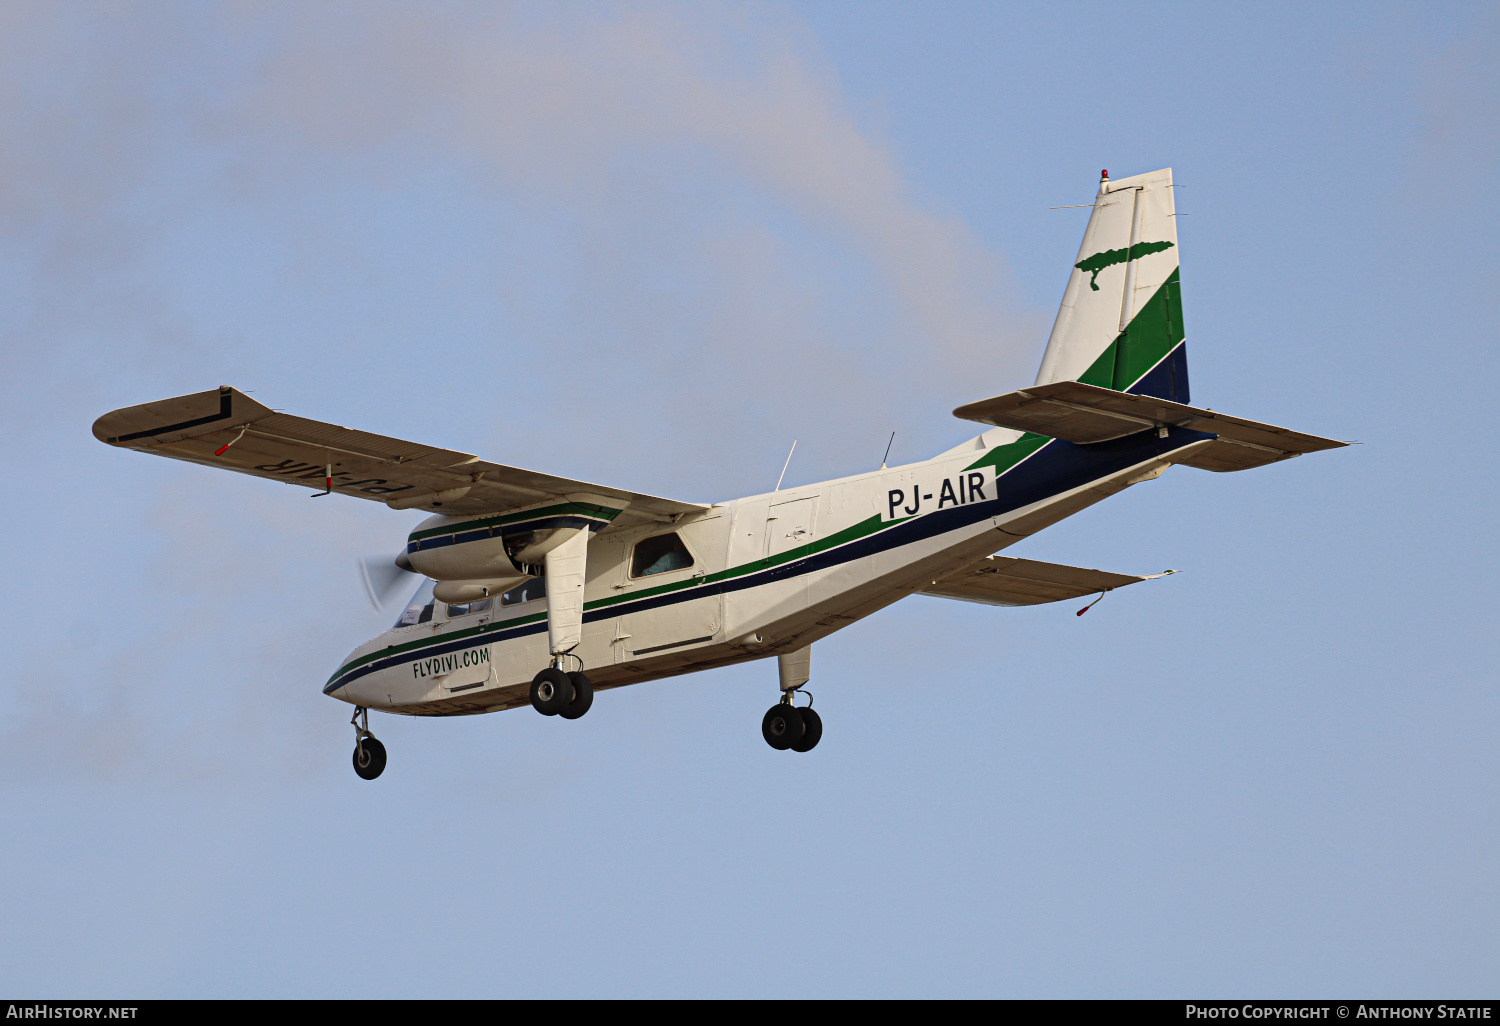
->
[0, 0, 1038, 778]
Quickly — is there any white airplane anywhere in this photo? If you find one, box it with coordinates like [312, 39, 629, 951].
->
[94, 168, 1344, 779]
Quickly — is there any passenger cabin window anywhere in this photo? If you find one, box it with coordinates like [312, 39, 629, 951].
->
[501, 578, 547, 607]
[631, 532, 694, 578]
[395, 579, 437, 628]
[445, 598, 492, 618]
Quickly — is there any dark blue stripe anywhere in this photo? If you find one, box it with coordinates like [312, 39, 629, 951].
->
[327, 618, 549, 694]
[411, 514, 608, 553]
[326, 427, 1210, 694]
[1129, 340, 1190, 404]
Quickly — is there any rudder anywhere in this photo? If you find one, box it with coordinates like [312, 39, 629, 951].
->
[1035, 168, 1188, 403]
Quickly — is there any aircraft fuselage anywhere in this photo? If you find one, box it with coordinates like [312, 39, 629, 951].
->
[324, 425, 1212, 715]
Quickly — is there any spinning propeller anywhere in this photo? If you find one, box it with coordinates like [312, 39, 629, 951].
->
[358, 553, 417, 611]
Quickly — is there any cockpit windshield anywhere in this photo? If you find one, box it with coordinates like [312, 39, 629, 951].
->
[393, 578, 437, 629]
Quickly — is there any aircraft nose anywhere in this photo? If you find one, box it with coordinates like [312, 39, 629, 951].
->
[324, 646, 365, 700]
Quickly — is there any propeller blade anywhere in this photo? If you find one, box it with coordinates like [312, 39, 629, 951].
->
[358, 554, 415, 612]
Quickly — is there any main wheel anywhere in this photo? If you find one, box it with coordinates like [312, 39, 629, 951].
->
[353, 736, 387, 780]
[761, 703, 804, 751]
[559, 671, 594, 719]
[789, 707, 822, 752]
[530, 667, 574, 715]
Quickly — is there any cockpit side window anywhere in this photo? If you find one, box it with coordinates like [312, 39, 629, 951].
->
[394, 579, 437, 628]
[631, 532, 694, 578]
[501, 578, 546, 607]
[446, 598, 492, 618]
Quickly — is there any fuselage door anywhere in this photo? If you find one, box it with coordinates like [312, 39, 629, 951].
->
[726, 498, 770, 570]
[766, 496, 817, 557]
[617, 526, 719, 659]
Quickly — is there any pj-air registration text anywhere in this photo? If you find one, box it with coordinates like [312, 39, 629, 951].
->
[881, 466, 998, 521]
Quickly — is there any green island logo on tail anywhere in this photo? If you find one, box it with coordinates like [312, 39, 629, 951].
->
[1075, 240, 1175, 290]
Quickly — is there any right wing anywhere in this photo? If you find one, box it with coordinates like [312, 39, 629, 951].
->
[920, 555, 1173, 607]
[93, 386, 707, 527]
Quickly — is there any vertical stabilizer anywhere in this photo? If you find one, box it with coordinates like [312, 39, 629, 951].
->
[1034, 168, 1187, 402]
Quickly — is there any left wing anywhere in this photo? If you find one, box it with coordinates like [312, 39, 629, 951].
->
[920, 555, 1173, 607]
[93, 386, 707, 526]
[953, 380, 1347, 472]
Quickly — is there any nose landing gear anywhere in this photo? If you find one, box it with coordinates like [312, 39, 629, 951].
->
[762, 690, 821, 752]
[350, 707, 387, 780]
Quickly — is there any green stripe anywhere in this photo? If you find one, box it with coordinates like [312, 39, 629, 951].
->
[330, 276, 1185, 689]
[334, 445, 1056, 686]
[1076, 267, 1184, 392]
[962, 429, 1051, 474]
[407, 501, 623, 543]
[958, 272, 1185, 475]
[593, 510, 907, 611]
[327, 609, 549, 686]
[333, 508, 925, 686]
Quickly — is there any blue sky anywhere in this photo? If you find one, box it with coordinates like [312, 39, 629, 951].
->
[1, 1, 1496, 997]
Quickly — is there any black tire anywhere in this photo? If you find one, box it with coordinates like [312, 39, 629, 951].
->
[353, 736, 387, 780]
[559, 671, 594, 719]
[789, 706, 822, 752]
[761, 703, 804, 751]
[530, 667, 574, 715]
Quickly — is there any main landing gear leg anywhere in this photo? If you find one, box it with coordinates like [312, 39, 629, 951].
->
[350, 706, 387, 780]
[529, 524, 595, 720]
[762, 646, 821, 752]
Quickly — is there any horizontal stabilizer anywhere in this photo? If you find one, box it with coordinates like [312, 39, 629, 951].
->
[93, 386, 707, 522]
[953, 381, 1346, 472]
[919, 555, 1173, 607]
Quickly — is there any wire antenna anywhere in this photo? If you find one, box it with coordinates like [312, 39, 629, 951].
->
[774, 440, 797, 492]
[1076, 589, 1108, 616]
[880, 431, 895, 470]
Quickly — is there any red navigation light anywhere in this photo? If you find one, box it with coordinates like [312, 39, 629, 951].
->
[1101, 169, 1109, 179]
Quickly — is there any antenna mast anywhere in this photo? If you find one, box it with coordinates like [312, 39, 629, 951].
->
[774, 440, 797, 492]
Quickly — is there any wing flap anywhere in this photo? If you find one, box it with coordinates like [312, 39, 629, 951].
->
[920, 555, 1168, 607]
[248, 412, 475, 468]
[952, 380, 1346, 469]
[93, 386, 707, 521]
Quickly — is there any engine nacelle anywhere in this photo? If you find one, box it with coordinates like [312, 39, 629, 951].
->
[404, 517, 516, 581]
[402, 498, 623, 582]
[432, 577, 528, 604]
[505, 525, 585, 569]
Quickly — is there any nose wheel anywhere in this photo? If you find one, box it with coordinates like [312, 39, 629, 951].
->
[350, 707, 387, 780]
[762, 690, 821, 752]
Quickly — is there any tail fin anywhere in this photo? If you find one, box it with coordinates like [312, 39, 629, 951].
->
[1034, 168, 1187, 403]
